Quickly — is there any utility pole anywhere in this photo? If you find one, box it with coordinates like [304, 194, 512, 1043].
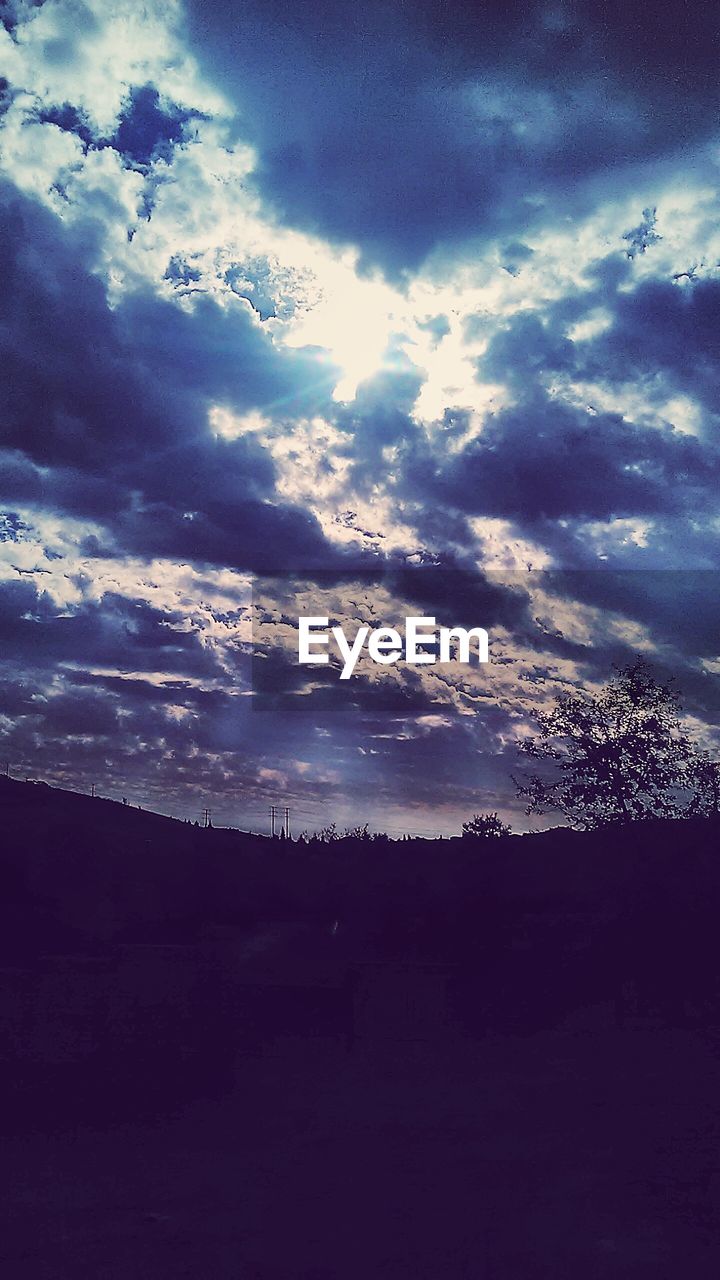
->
[284, 806, 290, 840]
[91, 783, 95, 798]
[270, 804, 276, 837]
[202, 807, 212, 829]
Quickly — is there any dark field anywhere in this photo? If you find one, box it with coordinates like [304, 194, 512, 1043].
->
[4, 1026, 720, 1278]
[2, 777, 720, 1278]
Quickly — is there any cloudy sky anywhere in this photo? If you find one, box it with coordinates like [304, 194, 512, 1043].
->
[1, 0, 719, 834]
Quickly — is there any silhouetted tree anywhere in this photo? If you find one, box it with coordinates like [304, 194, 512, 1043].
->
[514, 658, 697, 829]
[299, 822, 387, 843]
[312, 823, 341, 843]
[343, 823, 374, 841]
[687, 754, 720, 817]
[462, 812, 511, 839]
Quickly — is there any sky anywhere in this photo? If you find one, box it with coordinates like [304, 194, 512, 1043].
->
[0, 0, 719, 835]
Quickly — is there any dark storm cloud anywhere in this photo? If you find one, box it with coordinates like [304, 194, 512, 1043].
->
[0, 578, 219, 676]
[41, 625, 459, 798]
[385, 257, 720, 549]
[251, 635, 449, 722]
[0, 573, 258, 794]
[0, 451, 130, 522]
[66, 669, 213, 705]
[34, 686, 122, 738]
[476, 252, 720, 435]
[544, 571, 720, 666]
[586, 277, 720, 418]
[335, 360, 426, 484]
[185, 0, 720, 275]
[384, 562, 530, 631]
[38, 83, 200, 167]
[37, 102, 97, 148]
[0, 185, 352, 573]
[112, 84, 199, 167]
[113, 499, 339, 575]
[0, 189, 327, 463]
[253, 562, 536, 680]
[411, 394, 717, 524]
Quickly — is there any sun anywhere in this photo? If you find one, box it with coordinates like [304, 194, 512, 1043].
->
[280, 255, 398, 402]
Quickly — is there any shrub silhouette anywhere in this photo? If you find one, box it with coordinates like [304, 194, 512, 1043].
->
[462, 812, 511, 839]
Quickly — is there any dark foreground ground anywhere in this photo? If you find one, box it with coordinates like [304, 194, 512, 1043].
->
[2, 778, 720, 1277]
[3, 1025, 720, 1279]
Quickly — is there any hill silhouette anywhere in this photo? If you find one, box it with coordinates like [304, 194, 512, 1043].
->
[2, 773, 720, 1013]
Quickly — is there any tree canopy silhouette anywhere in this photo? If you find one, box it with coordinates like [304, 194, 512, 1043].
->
[462, 812, 511, 839]
[688, 754, 720, 817]
[514, 659, 699, 829]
